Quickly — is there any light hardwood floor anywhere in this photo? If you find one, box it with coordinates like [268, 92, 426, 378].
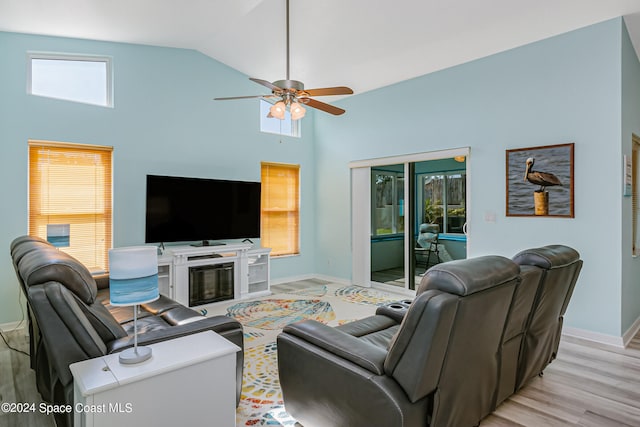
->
[484, 333, 640, 426]
[0, 329, 55, 427]
[1, 326, 639, 426]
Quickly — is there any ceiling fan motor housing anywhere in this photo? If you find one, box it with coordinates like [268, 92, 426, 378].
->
[273, 79, 304, 91]
[273, 80, 306, 104]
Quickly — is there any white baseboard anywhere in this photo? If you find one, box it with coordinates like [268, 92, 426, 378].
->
[622, 314, 640, 347]
[270, 273, 317, 286]
[271, 274, 351, 287]
[562, 326, 625, 348]
[371, 282, 417, 297]
[273, 274, 417, 297]
[0, 321, 27, 333]
[273, 275, 639, 348]
[563, 314, 640, 349]
[312, 274, 351, 286]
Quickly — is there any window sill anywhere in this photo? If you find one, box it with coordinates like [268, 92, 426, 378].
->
[371, 234, 404, 243]
[271, 253, 300, 259]
[439, 234, 467, 242]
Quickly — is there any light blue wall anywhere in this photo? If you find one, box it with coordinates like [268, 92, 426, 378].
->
[315, 19, 626, 336]
[0, 32, 316, 325]
[2, 19, 638, 338]
[621, 21, 640, 335]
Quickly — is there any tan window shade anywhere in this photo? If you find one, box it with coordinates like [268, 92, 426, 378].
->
[261, 162, 300, 256]
[29, 140, 113, 271]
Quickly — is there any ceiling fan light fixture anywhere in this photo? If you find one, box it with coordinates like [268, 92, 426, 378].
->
[290, 102, 306, 120]
[214, 0, 353, 119]
[269, 101, 286, 120]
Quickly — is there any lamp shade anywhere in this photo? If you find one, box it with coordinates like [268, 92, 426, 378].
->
[109, 246, 159, 306]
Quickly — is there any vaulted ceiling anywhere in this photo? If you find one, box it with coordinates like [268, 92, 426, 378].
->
[2, 0, 640, 96]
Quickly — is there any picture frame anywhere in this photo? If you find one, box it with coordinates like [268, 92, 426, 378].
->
[506, 143, 574, 217]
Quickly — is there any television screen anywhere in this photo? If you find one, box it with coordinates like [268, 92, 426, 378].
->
[145, 175, 261, 244]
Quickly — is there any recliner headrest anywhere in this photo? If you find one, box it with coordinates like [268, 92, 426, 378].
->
[512, 245, 580, 269]
[10, 235, 51, 253]
[418, 255, 519, 296]
[18, 249, 97, 304]
[11, 236, 54, 266]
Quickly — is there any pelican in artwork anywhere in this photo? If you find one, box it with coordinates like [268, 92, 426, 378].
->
[524, 157, 562, 192]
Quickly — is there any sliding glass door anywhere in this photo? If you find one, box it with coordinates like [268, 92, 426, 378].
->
[410, 165, 467, 289]
[370, 165, 406, 287]
[351, 148, 469, 292]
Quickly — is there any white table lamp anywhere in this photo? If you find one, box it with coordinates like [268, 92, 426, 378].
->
[109, 246, 159, 364]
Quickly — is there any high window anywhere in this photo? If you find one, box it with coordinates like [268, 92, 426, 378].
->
[29, 141, 113, 271]
[261, 162, 300, 256]
[259, 100, 301, 137]
[28, 53, 113, 107]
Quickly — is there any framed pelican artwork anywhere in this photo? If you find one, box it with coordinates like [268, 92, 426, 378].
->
[506, 143, 574, 217]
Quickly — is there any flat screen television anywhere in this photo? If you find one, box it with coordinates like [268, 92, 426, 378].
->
[145, 174, 261, 244]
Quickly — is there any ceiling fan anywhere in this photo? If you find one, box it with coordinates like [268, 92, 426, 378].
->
[214, 0, 353, 120]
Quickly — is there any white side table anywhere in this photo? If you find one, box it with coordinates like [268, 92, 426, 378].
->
[70, 331, 240, 427]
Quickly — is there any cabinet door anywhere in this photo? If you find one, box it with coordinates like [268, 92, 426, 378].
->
[158, 264, 172, 297]
[247, 251, 270, 293]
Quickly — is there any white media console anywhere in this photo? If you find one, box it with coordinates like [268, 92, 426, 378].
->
[157, 243, 271, 309]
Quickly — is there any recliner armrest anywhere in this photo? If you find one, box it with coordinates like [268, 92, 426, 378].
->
[282, 320, 387, 375]
[106, 315, 242, 354]
[376, 302, 410, 323]
[93, 272, 110, 290]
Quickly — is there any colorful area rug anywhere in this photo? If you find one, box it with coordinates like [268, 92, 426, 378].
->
[205, 279, 408, 426]
[334, 285, 403, 306]
[237, 342, 297, 426]
[226, 298, 335, 330]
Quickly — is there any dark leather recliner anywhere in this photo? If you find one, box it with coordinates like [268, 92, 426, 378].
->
[10, 235, 53, 371]
[277, 245, 583, 427]
[10, 236, 244, 427]
[277, 255, 520, 427]
[494, 260, 543, 406]
[512, 245, 583, 390]
[495, 244, 582, 406]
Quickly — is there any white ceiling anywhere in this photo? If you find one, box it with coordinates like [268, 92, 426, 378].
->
[2, 0, 640, 96]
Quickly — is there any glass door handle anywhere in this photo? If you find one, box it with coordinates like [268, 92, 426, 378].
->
[463, 222, 468, 235]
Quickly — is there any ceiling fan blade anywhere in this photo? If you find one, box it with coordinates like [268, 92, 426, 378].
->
[302, 86, 354, 97]
[214, 94, 276, 101]
[300, 98, 346, 116]
[249, 78, 283, 93]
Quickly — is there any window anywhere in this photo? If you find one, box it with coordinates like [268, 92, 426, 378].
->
[259, 99, 301, 137]
[420, 172, 466, 234]
[29, 140, 113, 271]
[28, 53, 113, 107]
[372, 169, 404, 236]
[261, 162, 300, 256]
